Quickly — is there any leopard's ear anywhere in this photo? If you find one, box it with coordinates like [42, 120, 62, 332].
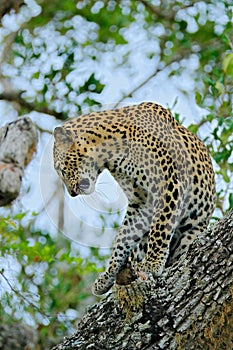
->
[54, 126, 73, 147]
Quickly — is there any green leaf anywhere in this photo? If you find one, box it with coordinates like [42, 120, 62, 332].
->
[188, 124, 198, 134]
[79, 73, 105, 94]
[218, 168, 230, 183]
[215, 81, 224, 94]
[195, 91, 203, 106]
[222, 53, 233, 78]
[228, 193, 233, 210]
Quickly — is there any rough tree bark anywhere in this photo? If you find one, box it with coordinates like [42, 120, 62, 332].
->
[52, 209, 233, 350]
[0, 117, 38, 206]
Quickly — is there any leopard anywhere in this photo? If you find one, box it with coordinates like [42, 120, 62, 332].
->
[53, 102, 216, 295]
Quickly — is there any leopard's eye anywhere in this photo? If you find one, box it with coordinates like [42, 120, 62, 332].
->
[61, 169, 66, 177]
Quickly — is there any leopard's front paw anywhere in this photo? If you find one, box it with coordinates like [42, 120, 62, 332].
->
[136, 259, 163, 277]
[92, 273, 114, 296]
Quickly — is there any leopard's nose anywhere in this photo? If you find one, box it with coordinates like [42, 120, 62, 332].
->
[79, 178, 90, 191]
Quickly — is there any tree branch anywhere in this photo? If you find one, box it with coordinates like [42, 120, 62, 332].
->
[113, 68, 161, 108]
[114, 0, 205, 108]
[0, 91, 67, 120]
[0, 0, 24, 19]
[0, 117, 38, 205]
[51, 209, 233, 349]
[139, 0, 201, 20]
[113, 50, 189, 108]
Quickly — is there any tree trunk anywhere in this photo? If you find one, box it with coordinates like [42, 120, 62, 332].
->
[0, 117, 37, 206]
[52, 209, 233, 350]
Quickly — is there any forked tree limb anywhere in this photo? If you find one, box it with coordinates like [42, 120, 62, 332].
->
[52, 209, 233, 350]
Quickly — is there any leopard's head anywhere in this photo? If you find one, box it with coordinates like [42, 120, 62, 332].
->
[53, 126, 98, 197]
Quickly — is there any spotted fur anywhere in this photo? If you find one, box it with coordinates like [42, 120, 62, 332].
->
[53, 102, 215, 295]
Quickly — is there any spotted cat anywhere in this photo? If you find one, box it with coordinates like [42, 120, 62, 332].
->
[53, 102, 215, 295]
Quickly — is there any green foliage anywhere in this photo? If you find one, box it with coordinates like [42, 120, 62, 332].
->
[190, 28, 233, 212]
[79, 73, 105, 94]
[76, 1, 132, 44]
[0, 214, 105, 347]
[223, 53, 233, 78]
